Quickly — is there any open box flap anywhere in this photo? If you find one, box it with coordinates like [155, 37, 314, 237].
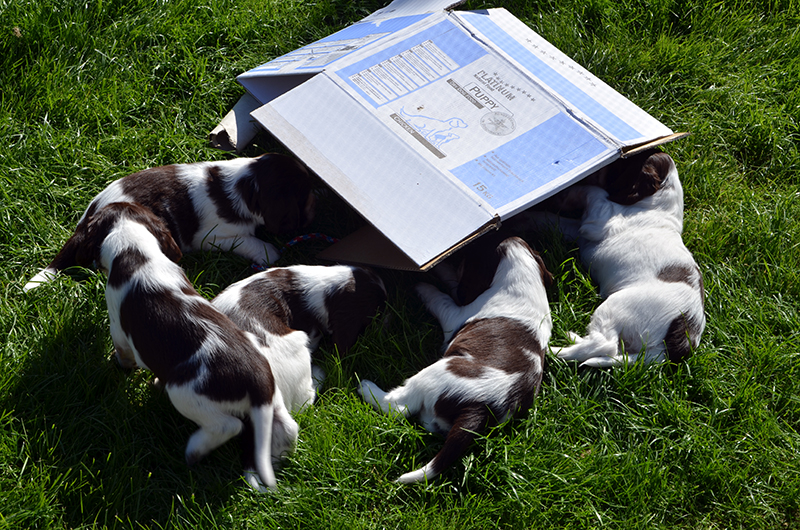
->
[252, 73, 497, 268]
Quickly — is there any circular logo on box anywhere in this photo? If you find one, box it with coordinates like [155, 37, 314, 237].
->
[480, 112, 515, 136]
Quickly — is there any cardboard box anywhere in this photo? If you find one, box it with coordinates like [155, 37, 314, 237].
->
[224, 0, 686, 271]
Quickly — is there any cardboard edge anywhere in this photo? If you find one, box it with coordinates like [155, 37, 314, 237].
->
[208, 93, 262, 152]
[419, 215, 501, 270]
[621, 132, 690, 158]
[317, 216, 501, 272]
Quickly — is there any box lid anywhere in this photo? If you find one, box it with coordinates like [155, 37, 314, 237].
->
[235, 1, 685, 270]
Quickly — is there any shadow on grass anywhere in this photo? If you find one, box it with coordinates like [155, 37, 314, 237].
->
[7, 288, 249, 528]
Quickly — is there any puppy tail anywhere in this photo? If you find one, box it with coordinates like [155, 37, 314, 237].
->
[396, 404, 487, 484]
[249, 403, 277, 491]
[24, 227, 87, 291]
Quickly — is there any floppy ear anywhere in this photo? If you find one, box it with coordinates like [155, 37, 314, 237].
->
[532, 250, 554, 289]
[236, 170, 260, 215]
[137, 210, 182, 263]
[604, 148, 669, 205]
[74, 207, 118, 269]
[251, 154, 314, 233]
[153, 223, 182, 263]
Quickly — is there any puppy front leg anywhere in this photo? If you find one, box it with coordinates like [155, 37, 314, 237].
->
[233, 236, 282, 265]
[553, 330, 620, 364]
[415, 283, 463, 342]
[358, 380, 411, 418]
[204, 235, 282, 265]
[109, 322, 138, 369]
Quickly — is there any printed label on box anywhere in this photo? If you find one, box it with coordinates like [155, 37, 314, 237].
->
[333, 18, 608, 211]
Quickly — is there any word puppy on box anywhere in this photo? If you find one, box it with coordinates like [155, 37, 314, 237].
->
[75, 201, 297, 492]
[211, 264, 386, 489]
[359, 236, 552, 484]
[25, 153, 315, 291]
[546, 149, 705, 367]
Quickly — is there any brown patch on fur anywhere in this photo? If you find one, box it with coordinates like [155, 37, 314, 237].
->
[444, 317, 544, 384]
[663, 312, 703, 364]
[230, 273, 297, 337]
[120, 165, 199, 249]
[108, 248, 148, 289]
[658, 263, 705, 305]
[207, 166, 249, 224]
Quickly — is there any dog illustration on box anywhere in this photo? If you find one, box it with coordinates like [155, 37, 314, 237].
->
[399, 106, 467, 149]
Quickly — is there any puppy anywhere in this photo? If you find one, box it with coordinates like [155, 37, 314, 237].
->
[25, 153, 315, 291]
[546, 150, 705, 366]
[358, 237, 552, 484]
[211, 264, 386, 488]
[77, 201, 298, 491]
[212, 264, 387, 356]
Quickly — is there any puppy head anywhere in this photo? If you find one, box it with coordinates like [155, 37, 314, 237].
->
[242, 154, 316, 234]
[598, 149, 674, 205]
[498, 236, 553, 289]
[75, 202, 182, 269]
[453, 230, 507, 305]
[327, 267, 387, 353]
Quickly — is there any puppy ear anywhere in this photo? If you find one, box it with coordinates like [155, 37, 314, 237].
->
[140, 212, 182, 262]
[605, 148, 667, 205]
[237, 170, 260, 215]
[74, 206, 118, 268]
[533, 251, 554, 289]
[154, 225, 183, 262]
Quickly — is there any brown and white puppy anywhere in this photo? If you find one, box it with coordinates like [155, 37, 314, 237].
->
[212, 264, 387, 357]
[25, 154, 315, 291]
[543, 150, 705, 366]
[77, 201, 298, 491]
[211, 264, 386, 488]
[358, 237, 552, 484]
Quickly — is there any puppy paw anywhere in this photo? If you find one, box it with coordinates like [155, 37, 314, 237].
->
[243, 469, 270, 493]
[580, 356, 618, 368]
[357, 380, 386, 410]
[311, 364, 325, 393]
[566, 331, 583, 343]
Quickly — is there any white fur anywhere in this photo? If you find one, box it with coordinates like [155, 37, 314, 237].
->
[546, 154, 705, 366]
[25, 156, 314, 291]
[211, 280, 316, 414]
[358, 238, 551, 483]
[97, 209, 297, 491]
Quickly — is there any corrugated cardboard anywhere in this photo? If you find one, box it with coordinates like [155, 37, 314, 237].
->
[225, 0, 686, 271]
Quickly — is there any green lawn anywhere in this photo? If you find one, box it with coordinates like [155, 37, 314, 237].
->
[2, 0, 799, 528]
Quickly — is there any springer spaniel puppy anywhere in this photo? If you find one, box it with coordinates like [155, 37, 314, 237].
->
[543, 149, 705, 367]
[211, 264, 386, 488]
[212, 264, 387, 356]
[24, 153, 315, 291]
[358, 237, 552, 484]
[75, 201, 298, 491]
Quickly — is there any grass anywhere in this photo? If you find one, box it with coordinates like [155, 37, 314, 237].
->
[2, 0, 800, 528]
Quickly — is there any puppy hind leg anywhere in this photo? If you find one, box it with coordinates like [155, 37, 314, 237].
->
[167, 386, 244, 465]
[184, 413, 244, 466]
[249, 403, 278, 491]
[554, 330, 619, 364]
[358, 379, 425, 420]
